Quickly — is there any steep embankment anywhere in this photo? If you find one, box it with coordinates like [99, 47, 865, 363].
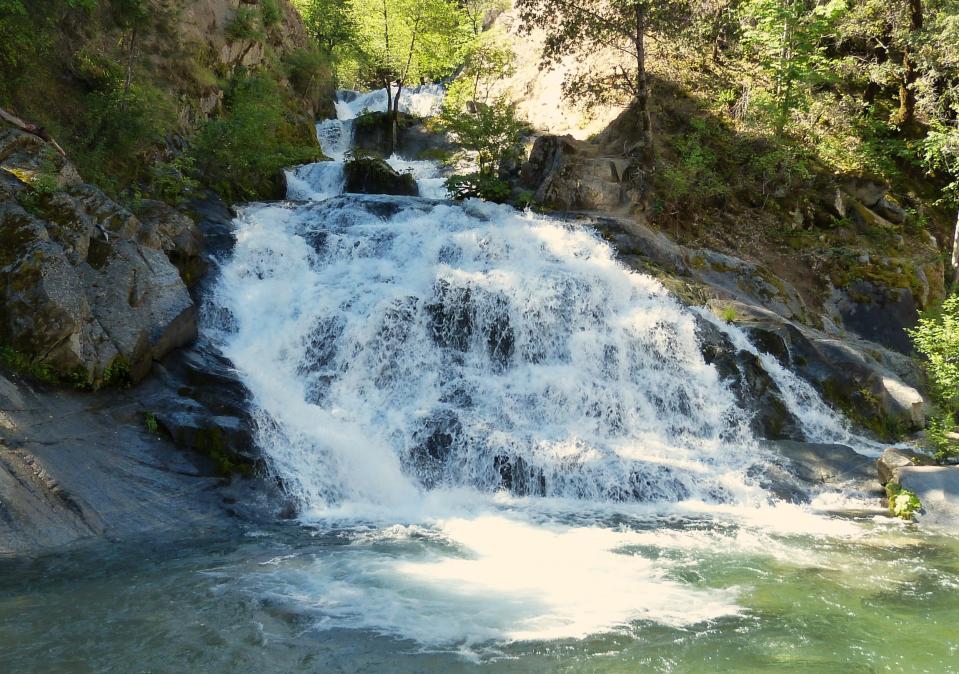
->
[0, 0, 324, 556]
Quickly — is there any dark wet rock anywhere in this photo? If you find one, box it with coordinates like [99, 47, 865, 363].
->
[352, 111, 454, 160]
[133, 199, 205, 285]
[827, 280, 917, 354]
[695, 317, 803, 441]
[344, 156, 418, 197]
[410, 410, 462, 487]
[897, 465, 959, 528]
[0, 371, 247, 557]
[427, 281, 473, 351]
[727, 303, 926, 435]
[758, 440, 881, 502]
[494, 455, 546, 496]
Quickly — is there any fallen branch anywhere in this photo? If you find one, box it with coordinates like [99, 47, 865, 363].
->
[0, 106, 67, 157]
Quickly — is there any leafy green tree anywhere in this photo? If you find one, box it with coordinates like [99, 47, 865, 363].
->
[438, 97, 525, 176]
[445, 28, 515, 107]
[910, 293, 959, 460]
[740, 0, 847, 134]
[515, 0, 693, 168]
[295, 0, 356, 53]
[920, 126, 959, 281]
[352, 0, 470, 153]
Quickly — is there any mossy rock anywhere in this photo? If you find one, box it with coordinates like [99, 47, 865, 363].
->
[344, 156, 419, 197]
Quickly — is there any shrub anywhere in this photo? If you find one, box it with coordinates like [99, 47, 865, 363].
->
[260, 0, 282, 27]
[436, 97, 525, 178]
[188, 75, 322, 202]
[910, 294, 959, 461]
[445, 173, 511, 203]
[227, 5, 262, 42]
[886, 482, 922, 520]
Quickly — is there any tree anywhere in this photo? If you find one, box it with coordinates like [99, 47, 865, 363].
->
[352, 0, 469, 154]
[445, 28, 515, 107]
[294, 0, 356, 53]
[921, 125, 959, 283]
[438, 97, 525, 176]
[515, 0, 692, 168]
[740, 0, 847, 135]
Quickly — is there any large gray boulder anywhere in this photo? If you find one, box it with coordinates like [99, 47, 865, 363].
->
[521, 134, 628, 211]
[0, 128, 196, 387]
[897, 465, 959, 528]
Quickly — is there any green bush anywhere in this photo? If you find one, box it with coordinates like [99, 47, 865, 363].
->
[436, 98, 525, 178]
[886, 482, 922, 520]
[445, 173, 511, 203]
[188, 75, 322, 202]
[227, 5, 262, 42]
[910, 294, 959, 462]
[283, 47, 332, 101]
[260, 0, 282, 27]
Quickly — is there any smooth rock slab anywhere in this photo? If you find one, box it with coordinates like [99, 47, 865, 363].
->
[898, 465, 959, 528]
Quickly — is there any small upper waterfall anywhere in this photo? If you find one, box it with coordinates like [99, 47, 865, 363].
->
[286, 86, 448, 201]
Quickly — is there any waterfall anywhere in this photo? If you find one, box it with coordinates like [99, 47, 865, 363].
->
[286, 86, 449, 202]
[206, 89, 884, 651]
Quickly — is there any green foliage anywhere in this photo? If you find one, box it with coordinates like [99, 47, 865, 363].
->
[351, 0, 471, 88]
[146, 155, 201, 207]
[445, 172, 511, 203]
[910, 293, 959, 462]
[926, 414, 958, 462]
[144, 412, 159, 434]
[910, 294, 959, 410]
[437, 98, 525, 177]
[188, 75, 323, 202]
[444, 29, 515, 107]
[740, 0, 847, 133]
[283, 47, 333, 101]
[920, 126, 959, 208]
[658, 118, 730, 207]
[886, 482, 922, 519]
[0, 346, 58, 384]
[227, 5, 263, 43]
[719, 305, 739, 323]
[294, 0, 356, 52]
[260, 0, 282, 28]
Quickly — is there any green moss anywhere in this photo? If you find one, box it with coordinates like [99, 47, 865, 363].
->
[0, 346, 59, 383]
[819, 379, 907, 442]
[144, 411, 159, 434]
[193, 425, 254, 478]
[886, 482, 922, 520]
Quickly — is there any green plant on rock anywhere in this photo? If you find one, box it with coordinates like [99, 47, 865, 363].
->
[0, 346, 58, 383]
[144, 412, 159, 434]
[260, 0, 282, 28]
[188, 74, 323, 202]
[445, 173, 510, 203]
[886, 482, 922, 520]
[909, 293, 959, 462]
[227, 5, 263, 43]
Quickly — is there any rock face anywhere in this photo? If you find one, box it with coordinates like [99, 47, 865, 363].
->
[344, 156, 419, 197]
[876, 446, 936, 485]
[583, 213, 930, 437]
[757, 440, 881, 502]
[0, 371, 239, 557]
[521, 135, 629, 211]
[0, 128, 197, 387]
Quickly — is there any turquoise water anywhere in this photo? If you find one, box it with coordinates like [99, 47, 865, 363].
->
[2, 508, 956, 673]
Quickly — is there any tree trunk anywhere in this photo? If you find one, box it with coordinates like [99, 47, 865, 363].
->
[633, 4, 653, 167]
[897, 0, 923, 128]
[390, 82, 403, 157]
[952, 207, 959, 286]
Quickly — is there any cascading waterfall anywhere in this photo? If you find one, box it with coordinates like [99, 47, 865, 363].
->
[208, 89, 888, 651]
[286, 86, 448, 202]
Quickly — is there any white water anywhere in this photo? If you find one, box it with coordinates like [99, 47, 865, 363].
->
[215, 91, 892, 654]
[287, 86, 449, 201]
